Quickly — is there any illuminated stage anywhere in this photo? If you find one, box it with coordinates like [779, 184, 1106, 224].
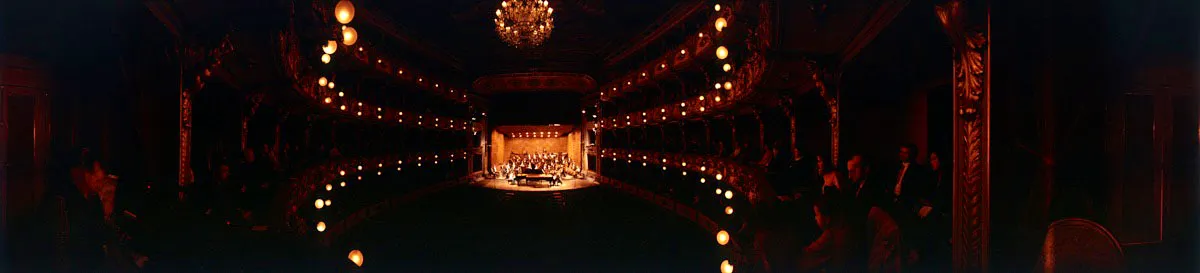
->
[473, 178, 598, 192]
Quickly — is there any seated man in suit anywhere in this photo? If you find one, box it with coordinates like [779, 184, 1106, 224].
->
[798, 195, 868, 273]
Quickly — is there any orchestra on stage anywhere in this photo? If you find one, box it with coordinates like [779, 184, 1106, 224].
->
[491, 151, 582, 187]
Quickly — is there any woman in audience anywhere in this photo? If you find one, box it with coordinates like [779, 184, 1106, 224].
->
[915, 151, 952, 270]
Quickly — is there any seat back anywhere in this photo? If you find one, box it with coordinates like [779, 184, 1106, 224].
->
[1037, 218, 1126, 273]
[866, 207, 903, 273]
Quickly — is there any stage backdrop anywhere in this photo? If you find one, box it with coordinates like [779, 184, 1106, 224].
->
[490, 125, 582, 169]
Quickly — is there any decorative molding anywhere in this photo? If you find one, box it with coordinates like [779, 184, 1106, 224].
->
[603, 1, 707, 66]
[782, 96, 798, 155]
[472, 73, 596, 94]
[277, 22, 480, 132]
[590, 0, 770, 130]
[806, 60, 841, 166]
[595, 0, 740, 101]
[311, 0, 470, 104]
[284, 150, 475, 235]
[179, 35, 234, 188]
[937, 0, 989, 272]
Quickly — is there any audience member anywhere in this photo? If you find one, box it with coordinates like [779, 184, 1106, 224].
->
[39, 147, 144, 272]
[886, 144, 932, 217]
[798, 195, 868, 273]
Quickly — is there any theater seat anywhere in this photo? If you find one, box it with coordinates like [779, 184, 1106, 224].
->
[1036, 218, 1126, 273]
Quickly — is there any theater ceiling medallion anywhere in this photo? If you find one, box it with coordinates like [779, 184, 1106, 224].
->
[494, 0, 555, 48]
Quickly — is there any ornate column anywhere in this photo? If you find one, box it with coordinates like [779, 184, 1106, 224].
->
[808, 61, 842, 166]
[753, 110, 765, 154]
[178, 36, 232, 188]
[937, 0, 990, 272]
[782, 97, 798, 157]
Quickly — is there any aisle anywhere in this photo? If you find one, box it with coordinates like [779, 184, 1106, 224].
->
[336, 185, 717, 273]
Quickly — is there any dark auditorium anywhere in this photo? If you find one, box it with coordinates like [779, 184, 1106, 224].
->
[1, 0, 1197, 272]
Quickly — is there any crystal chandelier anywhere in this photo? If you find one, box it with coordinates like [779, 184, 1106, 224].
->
[494, 0, 555, 48]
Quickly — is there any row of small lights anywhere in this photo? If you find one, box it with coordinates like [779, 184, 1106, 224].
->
[591, 2, 739, 132]
[510, 131, 561, 138]
[311, 150, 473, 267]
[313, 0, 476, 132]
[602, 142, 738, 273]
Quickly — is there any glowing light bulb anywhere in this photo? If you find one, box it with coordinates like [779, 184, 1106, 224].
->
[324, 199, 331, 206]
[716, 188, 723, 195]
[725, 190, 733, 199]
[716, 46, 729, 59]
[318, 77, 328, 86]
[725, 206, 734, 215]
[348, 249, 364, 267]
[326, 184, 333, 191]
[721, 260, 734, 273]
[716, 174, 724, 180]
[321, 54, 331, 64]
[717, 230, 730, 245]
[317, 221, 326, 232]
[322, 40, 338, 54]
[724, 82, 733, 90]
[723, 63, 732, 72]
[315, 199, 324, 209]
[335, 0, 355, 24]
[715, 18, 727, 32]
[341, 26, 358, 46]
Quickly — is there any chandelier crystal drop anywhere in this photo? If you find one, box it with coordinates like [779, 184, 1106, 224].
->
[494, 0, 555, 48]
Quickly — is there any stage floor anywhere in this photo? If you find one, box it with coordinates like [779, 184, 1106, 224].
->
[473, 177, 599, 192]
